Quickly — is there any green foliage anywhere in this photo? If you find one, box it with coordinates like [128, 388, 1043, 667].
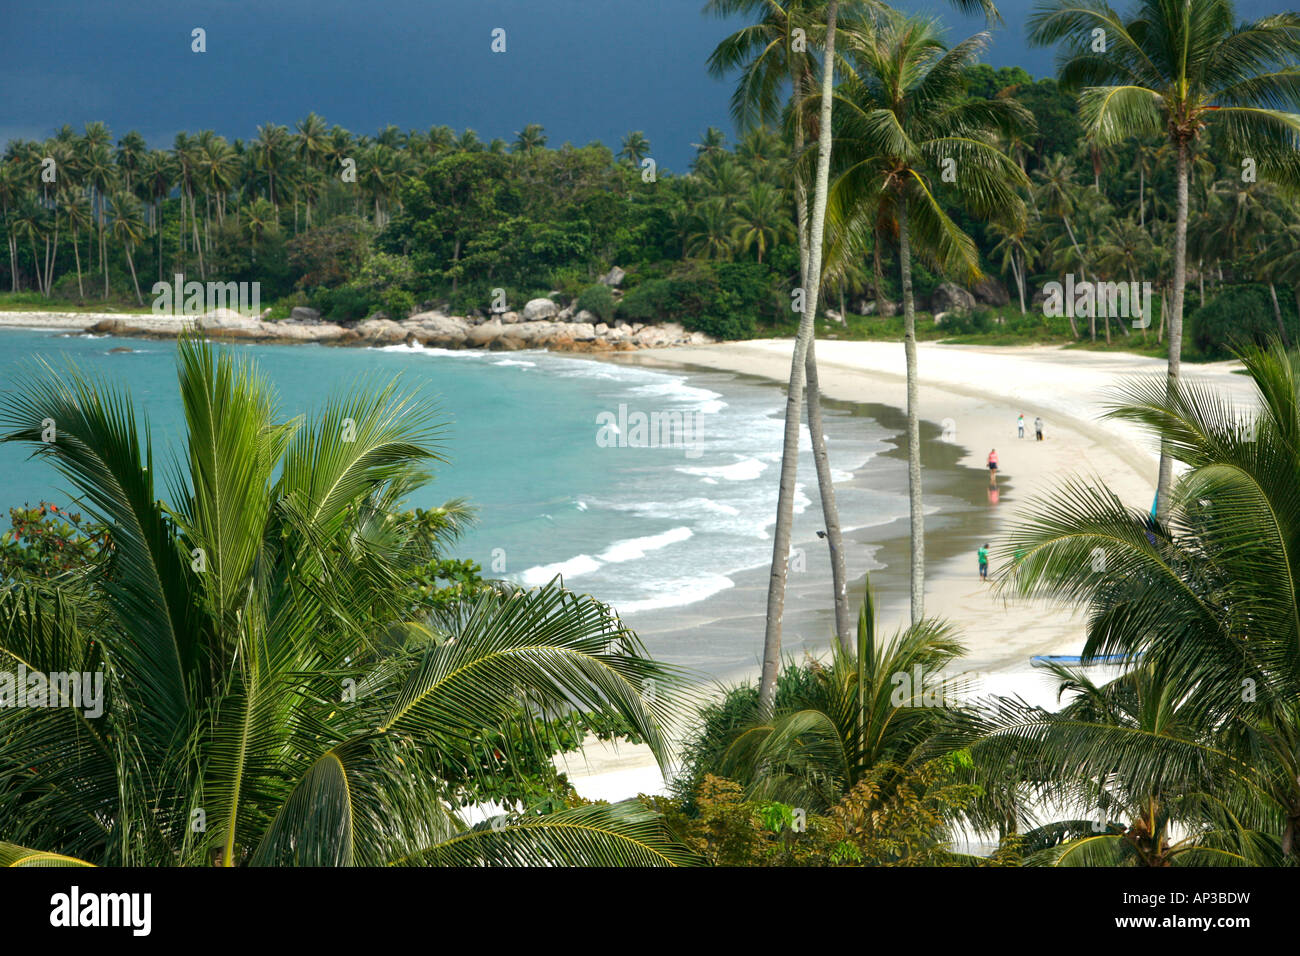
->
[575, 283, 616, 321]
[616, 260, 772, 339]
[286, 218, 371, 289]
[311, 283, 375, 321]
[658, 761, 985, 867]
[0, 503, 107, 583]
[1189, 283, 1298, 360]
[0, 336, 691, 867]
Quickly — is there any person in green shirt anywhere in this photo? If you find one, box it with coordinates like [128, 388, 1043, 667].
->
[978, 543, 990, 581]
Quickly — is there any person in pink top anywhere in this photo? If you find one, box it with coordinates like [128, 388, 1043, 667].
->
[987, 449, 998, 476]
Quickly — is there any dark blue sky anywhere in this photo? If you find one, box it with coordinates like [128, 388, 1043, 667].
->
[0, 0, 1288, 171]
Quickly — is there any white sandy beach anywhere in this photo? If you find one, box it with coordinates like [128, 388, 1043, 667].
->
[0, 316, 1260, 801]
[559, 340, 1258, 800]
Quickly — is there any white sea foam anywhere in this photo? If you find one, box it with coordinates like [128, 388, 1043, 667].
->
[597, 526, 692, 563]
[519, 553, 602, 586]
[677, 456, 768, 482]
[614, 573, 736, 614]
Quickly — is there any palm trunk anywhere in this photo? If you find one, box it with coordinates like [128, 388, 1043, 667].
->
[44, 223, 59, 297]
[1268, 282, 1290, 347]
[1013, 250, 1026, 314]
[1138, 166, 1145, 228]
[28, 237, 45, 295]
[125, 246, 143, 305]
[791, 60, 852, 651]
[807, 340, 852, 649]
[898, 198, 925, 624]
[759, 0, 838, 714]
[72, 226, 84, 297]
[1156, 144, 1189, 522]
[1062, 215, 1085, 339]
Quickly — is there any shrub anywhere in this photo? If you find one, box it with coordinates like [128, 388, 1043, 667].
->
[1190, 283, 1298, 360]
[938, 307, 995, 335]
[575, 283, 616, 321]
[381, 288, 416, 319]
[619, 278, 675, 322]
[616, 261, 774, 340]
[312, 284, 375, 322]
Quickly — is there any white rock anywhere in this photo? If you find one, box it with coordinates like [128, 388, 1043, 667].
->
[598, 266, 626, 287]
[523, 298, 559, 321]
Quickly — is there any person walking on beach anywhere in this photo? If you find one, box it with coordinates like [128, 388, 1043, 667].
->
[1034, 416, 1044, 441]
[978, 542, 990, 581]
[988, 448, 998, 476]
[1018, 414, 1025, 439]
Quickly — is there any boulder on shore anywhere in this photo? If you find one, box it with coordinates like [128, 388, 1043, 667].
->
[598, 266, 626, 287]
[929, 282, 976, 313]
[522, 298, 559, 321]
[972, 276, 1010, 308]
[289, 306, 322, 324]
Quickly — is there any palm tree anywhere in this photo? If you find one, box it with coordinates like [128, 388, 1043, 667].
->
[0, 161, 19, 291]
[618, 131, 651, 166]
[0, 337, 691, 867]
[686, 197, 735, 259]
[61, 193, 92, 298]
[114, 131, 147, 195]
[730, 182, 794, 262]
[988, 215, 1034, 314]
[951, 658, 1279, 865]
[1027, 0, 1300, 521]
[512, 123, 548, 154]
[80, 139, 116, 297]
[992, 342, 1300, 861]
[242, 197, 280, 257]
[712, 579, 967, 813]
[706, 0, 858, 672]
[107, 192, 146, 305]
[1031, 154, 1088, 339]
[254, 123, 291, 207]
[828, 16, 1030, 623]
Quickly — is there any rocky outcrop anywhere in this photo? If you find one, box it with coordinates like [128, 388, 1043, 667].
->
[972, 276, 1010, 308]
[928, 282, 977, 313]
[49, 305, 711, 352]
[522, 297, 559, 321]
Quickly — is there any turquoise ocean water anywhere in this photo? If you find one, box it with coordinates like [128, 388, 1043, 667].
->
[0, 328, 914, 673]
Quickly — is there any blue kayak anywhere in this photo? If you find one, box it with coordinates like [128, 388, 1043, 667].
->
[1031, 654, 1137, 667]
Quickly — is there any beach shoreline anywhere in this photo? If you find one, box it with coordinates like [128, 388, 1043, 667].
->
[0, 317, 1258, 797]
[555, 339, 1257, 798]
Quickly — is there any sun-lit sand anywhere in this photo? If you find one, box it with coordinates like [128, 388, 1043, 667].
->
[562, 340, 1258, 800]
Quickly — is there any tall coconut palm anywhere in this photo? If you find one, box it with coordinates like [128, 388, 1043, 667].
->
[730, 181, 795, 262]
[80, 140, 116, 297]
[1028, 0, 1300, 520]
[706, 0, 860, 662]
[686, 197, 736, 258]
[991, 342, 1300, 861]
[0, 336, 691, 867]
[512, 123, 548, 154]
[61, 193, 92, 298]
[827, 16, 1030, 624]
[107, 192, 146, 305]
[618, 130, 651, 166]
[1031, 154, 1088, 339]
[0, 161, 19, 291]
